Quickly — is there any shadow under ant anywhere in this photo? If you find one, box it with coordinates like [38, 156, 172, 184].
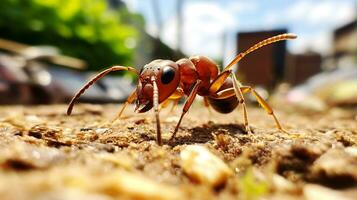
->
[167, 122, 249, 146]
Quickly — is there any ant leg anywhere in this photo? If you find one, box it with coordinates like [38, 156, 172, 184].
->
[112, 89, 137, 122]
[159, 88, 184, 113]
[67, 66, 138, 115]
[231, 73, 252, 133]
[209, 71, 251, 132]
[203, 97, 212, 115]
[215, 88, 235, 99]
[152, 77, 162, 145]
[169, 99, 179, 113]
[159, 99, 171, 112]
[166, 88, 184, 113]
[240, 86, 288, 133]
[170, 80, 201, 141]
[208, 70, 231, 95]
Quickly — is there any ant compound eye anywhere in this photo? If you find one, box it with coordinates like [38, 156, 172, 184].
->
[161, 66, 175, 84]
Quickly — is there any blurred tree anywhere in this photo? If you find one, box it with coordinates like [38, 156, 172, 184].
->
[0, 0, 138, 71]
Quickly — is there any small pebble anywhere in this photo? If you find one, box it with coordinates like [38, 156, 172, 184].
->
[180, 145, 232, 187]
[304, 184, 354, 200]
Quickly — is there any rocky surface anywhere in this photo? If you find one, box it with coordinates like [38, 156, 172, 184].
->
[0, 104, 356, 200]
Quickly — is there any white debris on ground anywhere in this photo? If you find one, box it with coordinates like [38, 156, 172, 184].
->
[180, 145, 232, 187]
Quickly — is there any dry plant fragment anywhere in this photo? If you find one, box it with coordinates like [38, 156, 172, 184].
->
[180, 145, 232, 187]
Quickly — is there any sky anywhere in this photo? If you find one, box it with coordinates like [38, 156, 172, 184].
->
[123, 0, 356, 64]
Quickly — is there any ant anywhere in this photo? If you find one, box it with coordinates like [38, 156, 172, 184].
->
[67, 33, 297, 145]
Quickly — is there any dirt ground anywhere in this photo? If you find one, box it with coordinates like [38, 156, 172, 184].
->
[0, 103, 356, 200]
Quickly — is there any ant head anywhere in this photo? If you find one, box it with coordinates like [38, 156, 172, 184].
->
[135, 59, 181, 113]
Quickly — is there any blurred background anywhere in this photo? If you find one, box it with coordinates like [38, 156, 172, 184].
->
[0, 0, 356, 111]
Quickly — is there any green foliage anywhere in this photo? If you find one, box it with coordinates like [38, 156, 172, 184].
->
[0, 0, 138, 71]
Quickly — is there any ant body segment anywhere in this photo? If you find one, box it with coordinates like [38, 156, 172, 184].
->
[67, 33, 297, 145]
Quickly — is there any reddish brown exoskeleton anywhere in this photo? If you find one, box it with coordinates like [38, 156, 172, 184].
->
[67, 33, 297, 145]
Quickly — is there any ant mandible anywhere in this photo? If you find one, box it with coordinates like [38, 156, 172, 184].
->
[67, 33, 297, 145]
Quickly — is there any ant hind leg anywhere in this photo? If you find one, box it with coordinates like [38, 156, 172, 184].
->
[231, 73, 252, 134]
[239, 86, 288, 133]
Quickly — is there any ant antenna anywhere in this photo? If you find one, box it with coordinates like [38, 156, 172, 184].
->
[67, 66, 139, 115]
[224, 33, 297, 71]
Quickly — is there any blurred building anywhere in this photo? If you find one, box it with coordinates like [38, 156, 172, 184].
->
[285, 52, 322, 85]
[333, 19, 357, 68]
[236, 29, 288, 89]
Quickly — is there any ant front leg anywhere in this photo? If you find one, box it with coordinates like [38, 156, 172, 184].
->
[151, 77, 162, 145]
[160, 88, 184, 113]
[112, 89, 137, 122]
[170, 80, 201, 141]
